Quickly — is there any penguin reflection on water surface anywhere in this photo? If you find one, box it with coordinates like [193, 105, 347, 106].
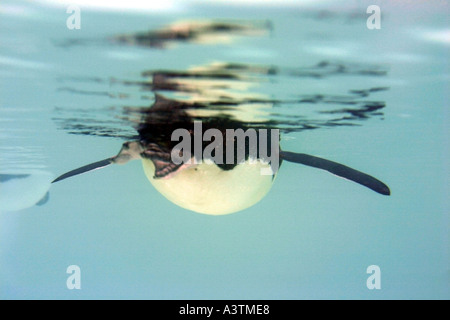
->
[53, 95, 390, 215]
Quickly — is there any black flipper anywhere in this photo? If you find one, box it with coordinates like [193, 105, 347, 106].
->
[280, 151, 390, 195]
[36, 191, 50, 206]
[52, 158, 113, 183]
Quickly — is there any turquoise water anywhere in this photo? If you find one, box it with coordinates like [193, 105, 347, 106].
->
[0, 0, 448, 299]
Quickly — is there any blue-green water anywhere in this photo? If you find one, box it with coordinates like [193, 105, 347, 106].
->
[0, 0, 448, 299]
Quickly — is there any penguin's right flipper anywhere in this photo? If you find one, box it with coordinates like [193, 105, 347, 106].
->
[280, 151, 390, 196]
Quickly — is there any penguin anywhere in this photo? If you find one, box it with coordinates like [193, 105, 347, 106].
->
[52, 140, 390, 215]
[52, 97, 390, 215]
[52, 62, 390, 215]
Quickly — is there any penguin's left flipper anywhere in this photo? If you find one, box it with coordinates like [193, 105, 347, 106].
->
[280, 151, 390, 196]
[52, 158, 113, 183]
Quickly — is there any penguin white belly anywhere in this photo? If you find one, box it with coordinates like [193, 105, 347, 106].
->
[142, 159, 275, 215]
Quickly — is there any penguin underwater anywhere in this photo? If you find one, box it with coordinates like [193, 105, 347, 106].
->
[52, 94, 390, 215]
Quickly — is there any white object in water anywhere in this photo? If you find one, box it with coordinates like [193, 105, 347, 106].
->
[0, 171, 54, 212]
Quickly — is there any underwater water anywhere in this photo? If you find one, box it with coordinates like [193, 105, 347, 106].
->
[0, 0, 448, 299]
